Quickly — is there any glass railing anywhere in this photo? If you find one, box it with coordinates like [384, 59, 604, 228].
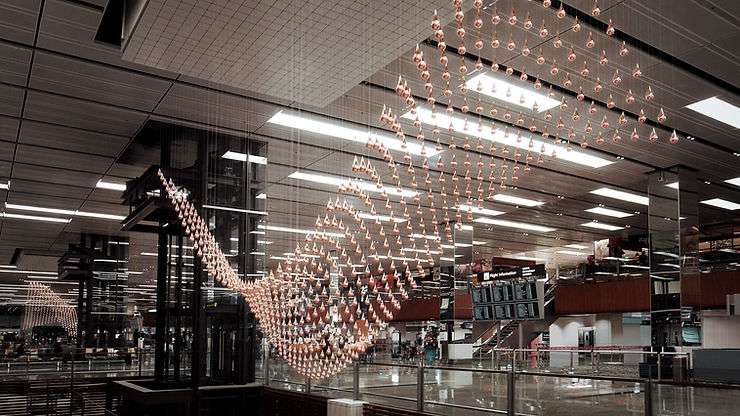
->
[263, 347, 739, 416]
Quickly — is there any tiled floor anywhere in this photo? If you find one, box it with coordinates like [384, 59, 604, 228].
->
[265, 360, 740, 416]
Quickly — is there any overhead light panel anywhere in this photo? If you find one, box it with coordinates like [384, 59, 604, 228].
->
[357, 212, 408, 223]
[221, 151, 267, 165]
[491, 194, 544, 207]
[288, 171, 417, 198]
[700, 198, 740, 211]
[556, 250, 586, 256]
[585, 207, 634, 218]
[203, 204, 267, 215]
[581, 221, 624, 231]
[256, 193, 267, 199]
[0, 212, 71, 223]
[0, 181, 8, 190]
[666, 182, 679, 190]
[466, 73, 560, 112]
[473, 217, 557, 232]
[407, 108, 614, 169]
[590, 187, 649, 205]
[685, 97, 740, 129]
[5, 203, 124, 221]
[458, 204, 506, 217]
[268, 110, 440, 157]
[724, 177, 740, 187]
[258, 224, 345, 238]
[564, 244, 589, 250]
[96, 180, 126, 191]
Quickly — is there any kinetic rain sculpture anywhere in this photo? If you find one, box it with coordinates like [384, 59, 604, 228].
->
[160, 0, 675, 380]
[22, 282, 77, 335]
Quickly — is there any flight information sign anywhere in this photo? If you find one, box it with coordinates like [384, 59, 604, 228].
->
[472, 265, 546, 321]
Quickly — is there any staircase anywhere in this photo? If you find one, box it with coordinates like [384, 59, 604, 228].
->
[472, 282, 559, 357]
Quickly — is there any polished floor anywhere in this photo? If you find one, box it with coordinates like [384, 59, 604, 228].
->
[263, 358, 740, 416]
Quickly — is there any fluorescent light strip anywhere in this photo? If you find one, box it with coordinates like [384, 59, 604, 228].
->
[564, 244, 588, 249]
[0, 212, 71, 223]
[5, 203, 124, 221]
[407, 107, 613, 168]
[556, 250, 586, 256]
[700, 198, 740, 211]
[0, 181, 8, 190]
[402, 248, 442, 255]
[357, 212, 408, 223]
[289, 171, 417, 198]
[580, 221, 624, 231]
[256, 193, 267, 199]
[725, 177, 740, 187]
[685, 97, 740, 129]
[203, 204, 267, 215]
[466, 73, 560, 112]
[250, 251, 266, 256]
[221, 151, 268, 165]
[473, 217, 557, 232]
[492, 194, 544, 207]
[585, 207, 634, 218]
[0, 269, 57, 275]
[590, 187, 649, 205]
[458, 204, 506, 217]
[268, 111, 440, 157]
[666, 182, 679, 190]
[257, 224, 345, 238]
[96, 180, 126, 191]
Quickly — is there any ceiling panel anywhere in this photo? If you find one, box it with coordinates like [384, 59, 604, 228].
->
[14, 144, 114, 174]
[30, 51, 173, 111]
[5, 178, 91, 200]
[23, 90, 148, 136]
[12, 162, 100, 188]
[0, 0, 42, 46]
[0, 84, 25, 117]
[0, 115, 19, 142]
[0, 140, 15, 162]
[0, 42, 32, 86]
[19, 119, 130, 157]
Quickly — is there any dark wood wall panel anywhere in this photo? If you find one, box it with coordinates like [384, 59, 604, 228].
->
[554, 278, 651, 315]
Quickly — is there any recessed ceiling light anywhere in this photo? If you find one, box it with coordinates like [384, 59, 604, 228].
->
[457, 204, 506, 217]
[0, 212, 71, 223]
[257, 224, 345, 238]
[288, 171, 417, 198]
[407, 108, 614, 168]
[590, 187, 649, 205]
[700, 198, 740, 211]
[96, 179, 126, 191]
[556, 250, 586, 256]
[203, 204, 268, 215]
[665, 182, 679, 190]
[466, 72, 560, 112]
[221, 151, 267, 165]
[492, 193, 544, 207]
[0, 181, 9, 190]
[473, 217, 557, 232]
[564, 244, 589, 249]
[585, 206, 634, 218]
[357, 212, 408, 223]
[725, 177, 740, 187]
[256, 192, 267, 199]
[267, 110, 440, 157]
[249, 251, 266, 256]
[5, 203, 124, 221]
[580, 221, 624, 231]
[685, 96, 740, 129]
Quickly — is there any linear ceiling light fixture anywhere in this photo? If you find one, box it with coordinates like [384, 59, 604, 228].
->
[491, 194, 544, 207]
[0, 181, 9, 190]
[406, 108, 614, 169]
[457, 203, 506, 217]
[202, 204, 268, 215]
[724, 177, 740, 187]
[700, 198, 740, 211]
[466, 72, 560, 112]
[257, 224, 345, 238]
[473, 217, 557, 232]
[4, 203, 125, 221]
[590, 187, 649, 205]
[0, 212, 71, 223]
[581, 221, 624, 231]
[221, 151, 268, 165]
[96, 180, 126, 191]
[288, 171, 417, 198]
[267, 110, 441, 157]
[564, 244, 589, 250]
[685, 97, 740, 129]
[585, 206, 634, 218]
[357, 212, 408, 223]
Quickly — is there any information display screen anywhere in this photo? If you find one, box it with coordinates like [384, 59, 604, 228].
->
[471, 266, 545, 321]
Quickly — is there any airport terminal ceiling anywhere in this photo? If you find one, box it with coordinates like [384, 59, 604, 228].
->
[0, 0, 739, 415]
